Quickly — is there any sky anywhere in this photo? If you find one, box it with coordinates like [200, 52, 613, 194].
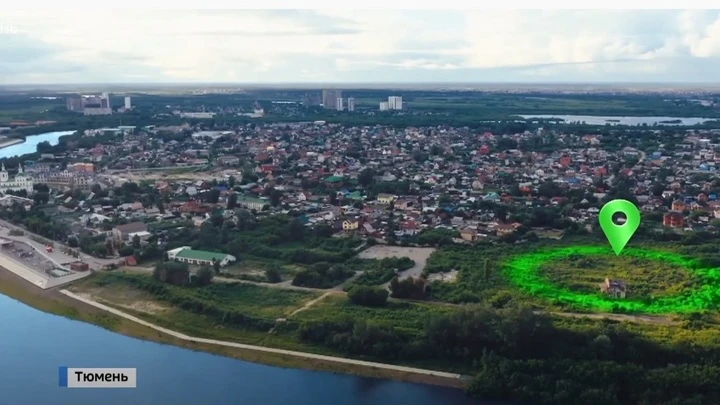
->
[2, 9, 720, 84]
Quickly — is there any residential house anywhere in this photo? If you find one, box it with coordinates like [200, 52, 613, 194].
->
[377, 193, 395, 204]
[460, 228, 478, 242]
[600, 278, 627, 299]
[112, 222, 148, 241]
[342, 219, 360, 231]
[663, 211, 685, 228]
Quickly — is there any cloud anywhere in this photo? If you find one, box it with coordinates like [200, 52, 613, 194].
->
[2, 10, 720, 83]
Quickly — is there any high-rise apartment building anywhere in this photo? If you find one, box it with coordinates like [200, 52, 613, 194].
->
[347, 98, 355, 112]
[66, 96, 83, 112]
[388, 96, 403, 110]
[66, 93, 112, 115]
[322, 89, 343, 109]
[124, 96, 132, 109]
[100, 92, 110, 108]
[379, 102, 389, 111]
[336, 98, 344, 111]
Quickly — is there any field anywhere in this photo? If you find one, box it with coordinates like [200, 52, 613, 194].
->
[74, 272, 318, 319]
[538, 253, 696, 299]
[55, 239, 720, 403]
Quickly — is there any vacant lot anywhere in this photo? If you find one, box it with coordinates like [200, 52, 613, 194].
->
[358, 246, 435, 280]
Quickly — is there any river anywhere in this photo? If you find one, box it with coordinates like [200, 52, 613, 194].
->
[0, 293, 489, 405]
[518, 115, 719, 126]
[0, 130, 74, 160]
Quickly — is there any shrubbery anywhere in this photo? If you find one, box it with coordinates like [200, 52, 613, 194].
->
[347, 285, 388, 307]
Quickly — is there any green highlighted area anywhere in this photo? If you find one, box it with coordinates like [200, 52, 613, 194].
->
[504, 245, 720, 314]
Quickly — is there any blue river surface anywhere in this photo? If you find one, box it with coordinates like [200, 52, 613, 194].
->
[0, 131, 74, 160]
[0, 293, 496, 405]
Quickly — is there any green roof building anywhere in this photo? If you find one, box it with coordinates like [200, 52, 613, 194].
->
[325, 175, 344, 183]
[237, 195, 268, 210]
[167, 246, 237, 267]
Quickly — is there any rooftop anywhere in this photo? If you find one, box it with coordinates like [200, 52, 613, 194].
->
[176, 248, 231, 262]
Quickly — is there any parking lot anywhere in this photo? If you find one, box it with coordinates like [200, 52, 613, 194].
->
[358, 246, 436, 281]
[1, 239, 65, 277]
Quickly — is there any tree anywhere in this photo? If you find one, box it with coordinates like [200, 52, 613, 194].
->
[118, 245, 134, 256]
[153, 261, 190, 286]
[227, 193, 237, 210]
[389, 276, 427, 300]
[348, 285, 388, 307]
[228, 175, 236, 188]
[358, 168, 376, 188]
[194, 264, 214, 286]
[206, 188, 221, 204]
[265, 266, 283, 283]
[132, 234, 141, 249]
[270, 189, 283, 207]
[157, 200, 165, 214]
[212, 259, 221, 274]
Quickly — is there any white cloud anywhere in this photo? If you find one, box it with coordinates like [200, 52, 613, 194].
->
[1, 9, 720, 83]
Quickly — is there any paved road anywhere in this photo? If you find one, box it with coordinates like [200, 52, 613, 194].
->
[0, 220, 120, 270]
[59, 289, 465, 382]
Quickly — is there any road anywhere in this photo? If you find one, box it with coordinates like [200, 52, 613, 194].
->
[59, 289, 466, 382]
[548, 310, 678, 326]
[121, 266, 323, 292]
[0, 220, 120, 270]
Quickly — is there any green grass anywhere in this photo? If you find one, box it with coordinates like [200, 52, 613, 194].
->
[0, 104, 58, 119]
[538, 253, 696, 299]
[78, 272, 318, 319]
[295, 295, 455, 333]
[505, 245, 720, 314]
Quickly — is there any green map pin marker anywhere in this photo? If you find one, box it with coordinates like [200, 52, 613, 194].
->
[599, 199, 641, 255]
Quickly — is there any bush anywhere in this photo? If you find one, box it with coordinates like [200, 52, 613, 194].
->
[193, 264, 214, 286]
[292, 264, 354, 289]
[389, 276, 428, 300]
[118, 246, 135, 256]
[265, 267, 283, 283]
[348, 285, 389, 307]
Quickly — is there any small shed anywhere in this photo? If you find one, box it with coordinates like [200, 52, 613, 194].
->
[600, 278, 627, 299]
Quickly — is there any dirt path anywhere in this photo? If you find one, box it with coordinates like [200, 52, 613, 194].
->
[115, 267, 677, 326]
[59, 289, 465, 382]
[287, 291, 334, 317]
[547, 310, 679, 326]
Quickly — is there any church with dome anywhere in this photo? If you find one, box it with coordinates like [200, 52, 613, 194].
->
[0, 164, 34, 194]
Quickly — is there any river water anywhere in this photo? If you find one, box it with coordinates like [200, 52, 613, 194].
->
[0, 293, 487, 405]
[519, 114, 718, 126]
[0, 130, 74, 160]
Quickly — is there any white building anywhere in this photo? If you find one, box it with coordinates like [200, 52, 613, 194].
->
[336, 97, 344, 111]
[124, 96, 132, 109]
[179, 112, 216, 119]
[379, 101, 389, 111]
[388, 96, 403, 110]
[347, 98, 355, 112]
[0, 164, 33, 194]
[166, 246, 237, 267]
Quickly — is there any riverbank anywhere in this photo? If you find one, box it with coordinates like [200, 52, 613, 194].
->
[0, 267, 469, 390]
[0, 138, 23, 149]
